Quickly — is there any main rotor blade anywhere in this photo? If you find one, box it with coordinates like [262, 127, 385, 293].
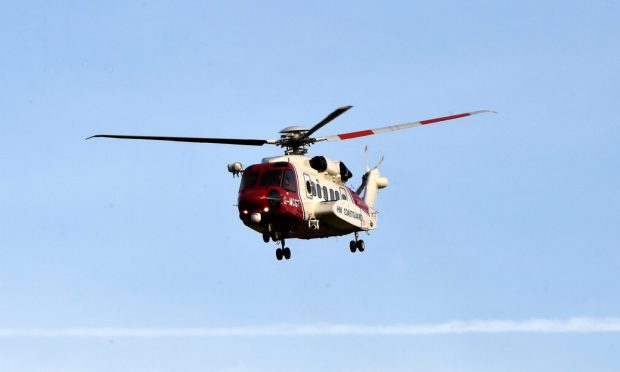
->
[318, 110, 495, 142]
[86, 134, 274, 146]
[299, 105, 353, 141]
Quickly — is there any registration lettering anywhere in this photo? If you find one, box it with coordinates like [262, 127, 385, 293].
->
[282, 197, 300, 208]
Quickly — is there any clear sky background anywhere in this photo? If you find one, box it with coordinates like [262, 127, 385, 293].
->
[1, 0, 619, 371]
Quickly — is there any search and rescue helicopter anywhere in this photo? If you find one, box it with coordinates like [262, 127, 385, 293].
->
[88, 106, 492, 260]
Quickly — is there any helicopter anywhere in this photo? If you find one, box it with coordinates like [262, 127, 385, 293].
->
[88, 106, 493, 260]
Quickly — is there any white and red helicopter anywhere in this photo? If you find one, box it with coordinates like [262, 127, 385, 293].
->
[89, 106, 492, 260]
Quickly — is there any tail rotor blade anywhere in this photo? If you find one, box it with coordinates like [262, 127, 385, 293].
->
[356, 172, 369, 195]
[374, 155, 384, 170]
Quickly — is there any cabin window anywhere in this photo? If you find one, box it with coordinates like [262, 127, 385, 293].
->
[323, 186, 328, 201]
[240, 172, 259, 190]
[304, 174, 313, 198]
[311, 182, 316, 196]
[316, 182, 322, 199]
[303, 174, 311, 197]
[329, 189, 334, 201]
[282, 170, 296, 192]
[339, 187, 348, 201]
[335, 191, 340, 201]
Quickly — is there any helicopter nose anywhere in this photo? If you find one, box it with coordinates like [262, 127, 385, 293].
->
[238, 188, 274, 218]
[266, 189, 282, 210]
[250, 213, 262, 223]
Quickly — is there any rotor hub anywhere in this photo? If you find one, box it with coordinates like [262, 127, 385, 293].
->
[276, 126, 315, 155]
[279, 125, 308, 135]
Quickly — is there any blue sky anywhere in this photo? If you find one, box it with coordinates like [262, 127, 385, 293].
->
[1, 0, 619, 371]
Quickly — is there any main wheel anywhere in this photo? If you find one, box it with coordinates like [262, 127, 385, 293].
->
[283, 247, 291, 260]
[349, 240, 357, 253]
[276, 248, 283, 260]
[356, 240, 365, 252]
[262, 232, 270, 243]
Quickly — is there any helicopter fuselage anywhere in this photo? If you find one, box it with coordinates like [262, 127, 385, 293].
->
[236, 155, 377, 241]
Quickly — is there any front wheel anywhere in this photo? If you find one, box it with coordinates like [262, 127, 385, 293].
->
[356, 240, 365, 252]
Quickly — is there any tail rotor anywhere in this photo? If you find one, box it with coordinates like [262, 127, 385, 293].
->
[356, 147, 385, 196]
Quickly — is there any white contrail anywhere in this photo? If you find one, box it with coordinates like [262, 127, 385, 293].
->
[1, 318, 620, 337]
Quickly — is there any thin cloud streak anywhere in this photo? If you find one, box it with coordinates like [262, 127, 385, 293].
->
[2, 318, 620, 338]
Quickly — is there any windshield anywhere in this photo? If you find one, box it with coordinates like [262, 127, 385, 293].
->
[242, 169, 297, 192]
[240, 172, 259, 191]
[257, 169, 297, 192]
[259, 170, 283, 187]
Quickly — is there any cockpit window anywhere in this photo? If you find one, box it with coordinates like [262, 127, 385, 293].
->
[240, 172, 259, 190]
[259, 170, 283, 187]
[243, 168, 298, 192]
[282, 170, 296, 192]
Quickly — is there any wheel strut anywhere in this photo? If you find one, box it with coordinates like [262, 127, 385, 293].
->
[275, 237, 291, 260]
[349, 232, 366, 253]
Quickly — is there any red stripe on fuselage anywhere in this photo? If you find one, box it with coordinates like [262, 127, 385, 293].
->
[338, 130, 375, 140]
[420, 112, 470, 125]
[348, 188, 370, 214]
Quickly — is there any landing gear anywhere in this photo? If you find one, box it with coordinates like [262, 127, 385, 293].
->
[349, 232, 366, 253]
[275, 238, 291, 261]
[264, 224, 279, 243]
